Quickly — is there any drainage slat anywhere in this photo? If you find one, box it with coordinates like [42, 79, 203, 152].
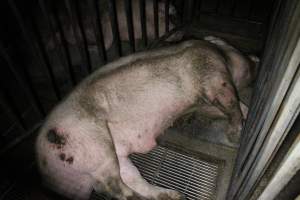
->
[155, 147, 218, 170]
[158, 163, 216, 188]
[158, 169, 215, 192]
[159, 159, 218, 183]
[130, 146, 219, 200]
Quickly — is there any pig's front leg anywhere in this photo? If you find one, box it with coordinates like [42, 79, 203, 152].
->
[118, 156, 185, 200]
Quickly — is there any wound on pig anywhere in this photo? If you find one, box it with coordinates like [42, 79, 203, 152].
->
[47, 129, 66, 147]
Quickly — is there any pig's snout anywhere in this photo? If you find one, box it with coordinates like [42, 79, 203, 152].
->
[226, 117, 243, 144]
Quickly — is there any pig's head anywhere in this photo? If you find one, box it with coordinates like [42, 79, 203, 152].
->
[201, 72, 244, 144]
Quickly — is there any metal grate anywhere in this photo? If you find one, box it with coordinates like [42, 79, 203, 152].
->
[130, 146, 220, 200]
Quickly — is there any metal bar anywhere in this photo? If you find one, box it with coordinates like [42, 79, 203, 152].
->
[164, 0, 170, 33]
[0, 89, 27, 131]
[183, 0, 194, 23]
[247, 0, 256, 19]
[74, 0, 93, 73]
[88, 0, 107, 63]
[194, 0, 202, 19]
[8, 0, 60, 104]
[38, 0, 76, 88]
[30, 15, 62, 100]
[215, 0, 222, 14]
[52, 2, 77, 86]
[0, 40, 45, 118]
[153, 0, 159, 39]
[230, 0, 238, 16]
[139, 0, 147, 47]
[124, 0, 135, 53]
[64, 0, 91, 74]
[228, 1, 300, 198]
[180, 0, 185, 25]
[108, 0, 122, 57]
[0, 121, 43, 156]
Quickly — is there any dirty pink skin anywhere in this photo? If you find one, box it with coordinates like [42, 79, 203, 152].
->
[204, 36, 259, 91]
[36, 40, 243, 200]
[204, 36, 260, 118]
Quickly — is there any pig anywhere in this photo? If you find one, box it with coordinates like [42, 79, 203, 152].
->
[47, 0, 179, 51]
[204, 36, 260, 117]
[35, 40, 244, 200]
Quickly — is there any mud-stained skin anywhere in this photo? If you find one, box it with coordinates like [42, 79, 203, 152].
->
[59, 153, 66, 161]
[47, 129, 66, 147]
[106, 177, 122, 196]
[66, 156, 74, 164]
[126, 194, 146, 200]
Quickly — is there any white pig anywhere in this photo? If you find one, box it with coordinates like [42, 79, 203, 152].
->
[36, 40, 244, 200]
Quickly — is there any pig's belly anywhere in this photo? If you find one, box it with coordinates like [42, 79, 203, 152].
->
[107, 81, 194, 154]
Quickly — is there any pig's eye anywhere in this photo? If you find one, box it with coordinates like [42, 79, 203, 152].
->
[222, 82, 227, 87]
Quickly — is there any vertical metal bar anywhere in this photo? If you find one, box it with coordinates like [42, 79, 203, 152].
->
[153, 0, 159, 39]
[74, 0, 93, 73]
[8, 0, 61, 103]
[164, 0, 170, 33]
[0, 90, 27, 131]
[108, 0, 122, 57]
[38, 0, 76, 87]
[0, 44, 45, 117]
[30, 16, 62, 100]
[230, 0, 238, 16]
[247, 0, 256, 19]
[52, 2, 77, 85]
[193, 0, 200, 19]
[88, 0, 107, 63]
[124, 0, 135, 53]
[215, 0, 222, 14]
[64, 0, 92, 73]
[180, 0, 185, 25]
[139, 0, 147, 47]
[184, 0, 194, 23]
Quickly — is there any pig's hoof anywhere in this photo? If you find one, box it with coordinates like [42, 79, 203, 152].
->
[158, 190, 186, 200]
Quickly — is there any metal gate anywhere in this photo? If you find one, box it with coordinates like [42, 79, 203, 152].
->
[227, 0, 300, 199]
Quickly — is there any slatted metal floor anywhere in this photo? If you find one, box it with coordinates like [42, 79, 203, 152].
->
[130, 145, 220, 200]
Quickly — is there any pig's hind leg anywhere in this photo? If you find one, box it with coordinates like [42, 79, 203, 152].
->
[118, 156, 185, 200]
[89, 122, 148, 200]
